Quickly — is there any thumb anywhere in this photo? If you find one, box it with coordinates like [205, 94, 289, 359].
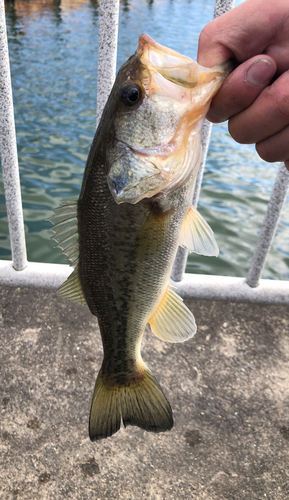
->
[197, 0, 282, 67]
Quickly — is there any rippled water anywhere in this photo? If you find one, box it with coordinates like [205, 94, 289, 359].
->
[0, 0, 288, 279]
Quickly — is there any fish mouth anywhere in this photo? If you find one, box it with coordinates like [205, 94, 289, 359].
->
[137, 33, 233, 91]
[137, 34, 200, 89]
[129, 136, 179, 160]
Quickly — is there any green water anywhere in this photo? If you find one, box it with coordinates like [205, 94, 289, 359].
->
[0, 0, 288, 280]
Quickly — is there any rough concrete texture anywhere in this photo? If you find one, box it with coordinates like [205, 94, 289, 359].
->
[1, 285, 289, 500]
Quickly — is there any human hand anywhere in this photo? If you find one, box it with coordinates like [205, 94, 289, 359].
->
[197, 0, 289, 170]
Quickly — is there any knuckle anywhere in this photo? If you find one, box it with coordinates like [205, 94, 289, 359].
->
[255, 142, 275, 163]
[228, 118, 249, 144]
[198, 25, 212, 47]
[206, 108, 225, 124]
[255, 135, 289, 163]
[265, 76, 289, 119]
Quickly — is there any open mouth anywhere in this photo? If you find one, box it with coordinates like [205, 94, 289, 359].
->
[138, 33, 233, 95]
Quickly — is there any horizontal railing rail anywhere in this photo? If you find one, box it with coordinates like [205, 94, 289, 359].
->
[0, 0, 289, 305]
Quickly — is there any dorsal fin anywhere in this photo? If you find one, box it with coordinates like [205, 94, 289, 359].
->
[148, 285, 196, 343]
[48, 201, 79, 267]
[179, 205, 219, 256]
[48, 201, 87, 306]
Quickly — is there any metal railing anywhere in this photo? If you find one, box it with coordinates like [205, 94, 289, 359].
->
[0, 0, 289, 305]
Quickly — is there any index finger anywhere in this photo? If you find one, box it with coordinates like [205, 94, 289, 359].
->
[206, 56, 276, 123]
[197, 0, 286, 68]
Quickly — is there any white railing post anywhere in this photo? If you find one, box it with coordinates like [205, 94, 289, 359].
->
[0, 0, 27, 270]
[96, 0, 119, 126]
[246, 162, 289, 287]
[171, 0, 235, 282]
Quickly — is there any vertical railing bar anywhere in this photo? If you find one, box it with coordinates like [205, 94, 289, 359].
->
[96, 0, 119, 127]
[0, 0, 27, 271]
[192, 120, 213, 207]
[246, 162, 289, 287]
[171, 0, 235, 282]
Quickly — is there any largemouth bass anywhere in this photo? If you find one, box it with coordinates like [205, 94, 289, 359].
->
[50, 35, 231, 441]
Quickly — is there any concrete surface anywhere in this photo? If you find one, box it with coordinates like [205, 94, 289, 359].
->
[1, 285, 289, 499]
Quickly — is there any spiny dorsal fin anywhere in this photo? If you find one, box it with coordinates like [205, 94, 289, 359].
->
[57, 267, 88, 307]
[148, 285, 196, 343]
[48, 202, 86, 306]
[179, 205, 219, 256]
[48, 201, 79, 267]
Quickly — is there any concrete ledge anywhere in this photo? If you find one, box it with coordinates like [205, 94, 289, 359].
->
[1, 285, 289, 499]
[0, 260, 72, 289]
[173, 273, 289, 305]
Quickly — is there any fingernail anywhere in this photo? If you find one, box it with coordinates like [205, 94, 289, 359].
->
[246, 58, 275, 87]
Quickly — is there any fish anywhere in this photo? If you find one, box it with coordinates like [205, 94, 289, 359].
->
[50, 34, 231, 441]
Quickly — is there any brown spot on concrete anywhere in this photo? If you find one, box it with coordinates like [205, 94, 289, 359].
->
[184, 429, 202, 447]
[38, 472, 51, 483]
[27, 417, 40, 429]
[80, 457, 100, 477]
[280, 426, 289, 440]
[66, 367, 77, 376]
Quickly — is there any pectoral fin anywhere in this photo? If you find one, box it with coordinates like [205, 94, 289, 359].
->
[179, 205, 219, 256]
[148, 285, 196, 343]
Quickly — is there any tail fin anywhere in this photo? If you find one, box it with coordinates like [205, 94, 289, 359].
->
[89, 367, 173, 441]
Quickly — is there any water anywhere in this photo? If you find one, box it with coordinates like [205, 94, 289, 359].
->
[0, 0, 288, 280]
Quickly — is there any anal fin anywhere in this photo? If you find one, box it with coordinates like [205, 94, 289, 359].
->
[179, 205, 219, 256]
[148, 285, 196, 343]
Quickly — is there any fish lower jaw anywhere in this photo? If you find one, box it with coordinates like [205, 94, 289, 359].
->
[108, 187, 138, 205]
[107, 172, 167, 205]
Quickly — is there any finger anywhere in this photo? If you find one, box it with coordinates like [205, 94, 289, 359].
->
[228, 71, 289, 144]
[197, 0, 287, 68]
[256, 125, 289, 163]
[206, 56, 276, 123]
[266, 41, 289, 74]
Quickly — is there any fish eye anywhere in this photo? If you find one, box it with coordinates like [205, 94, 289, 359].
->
[120, 83, 142, 108]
